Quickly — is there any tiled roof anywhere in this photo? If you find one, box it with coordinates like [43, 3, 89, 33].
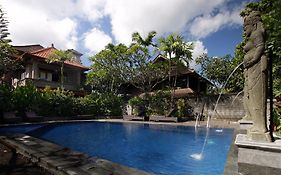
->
[140, 87, 194, 98]
[13, 44, 44, 53]
[13, 44, 88, 70]
[31, 47, 88, 70]
[171, 88, 194, 98]
[31, 47, 56, 59]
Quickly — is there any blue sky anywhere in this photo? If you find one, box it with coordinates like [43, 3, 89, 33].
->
[1, 0, 254, 68]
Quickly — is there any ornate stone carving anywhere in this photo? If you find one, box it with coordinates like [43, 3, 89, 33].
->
[243, 10, 272, 141]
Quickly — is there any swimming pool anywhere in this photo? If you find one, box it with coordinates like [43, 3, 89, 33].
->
[0, 122, 233, 175]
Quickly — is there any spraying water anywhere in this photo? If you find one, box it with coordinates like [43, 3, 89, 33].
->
[191, 62, 243, 160]
[231, 90, 244, 106]
[190, 128, 210, 160]
[195, 115, 199, 128]
[206, 62, 244, 128]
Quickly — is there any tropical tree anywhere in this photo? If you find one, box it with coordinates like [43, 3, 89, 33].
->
[157, 33, 193, 88]
[0, 6, 20, 84]
[132, 31, 157, 47]
[47, 50, 74, 89]
[195, 54, 243, 93]
[87, 31, 169, 94]
[87, 43, 128, 94]
[126, 42, 168, 93]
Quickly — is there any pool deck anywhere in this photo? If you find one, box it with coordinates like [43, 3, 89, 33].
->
[0, 119, 240, 175]
[0, 134, 150, 175]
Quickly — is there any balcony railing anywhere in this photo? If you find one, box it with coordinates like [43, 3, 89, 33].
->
[15, 78, 81, 91]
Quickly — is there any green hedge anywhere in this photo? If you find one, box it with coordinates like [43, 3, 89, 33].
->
[128, 91, 193, 117]
[0, 84, 123, 118]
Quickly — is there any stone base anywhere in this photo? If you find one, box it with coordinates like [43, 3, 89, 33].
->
[235, 134, 281, 175]
[238, 119, 253, 130]
[247, 131, 272, 142]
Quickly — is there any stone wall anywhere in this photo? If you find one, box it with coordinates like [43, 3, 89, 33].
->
[184, 93, 245, 121]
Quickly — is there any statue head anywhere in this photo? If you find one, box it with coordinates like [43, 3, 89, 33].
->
[244, 10, 261, 36]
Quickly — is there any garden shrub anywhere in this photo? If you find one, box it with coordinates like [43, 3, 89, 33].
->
[176, 98, 193, 118]
[11, 83, 41, 115]
[75, 94, 100, 116]
[101, 93, 123, 116]
[0, 83, 13, 114]
[38, 87, 76, 117]
[149, 91, 170, 115]
[74, 93, 123, 116]
[128, 90, 196, 118]
[128, 95, 147, 116]
[1, 84, 124, 119]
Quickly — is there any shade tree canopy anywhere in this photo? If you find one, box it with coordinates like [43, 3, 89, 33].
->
[87, 32, 194, 95]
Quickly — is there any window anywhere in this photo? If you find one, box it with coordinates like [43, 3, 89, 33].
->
[52, 73, 59, 82]
[39, 69, 52, 81]
[39, 71, 47, 80]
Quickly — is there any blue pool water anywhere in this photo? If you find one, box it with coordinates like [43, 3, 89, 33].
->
[0, 122, 233, 175]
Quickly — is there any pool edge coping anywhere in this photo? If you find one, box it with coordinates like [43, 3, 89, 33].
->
[0, 134, 151, 175]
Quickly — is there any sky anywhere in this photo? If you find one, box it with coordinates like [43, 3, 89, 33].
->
[0, 0, 254, 69]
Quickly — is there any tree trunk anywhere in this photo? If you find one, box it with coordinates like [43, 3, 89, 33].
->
[61, 63, 64, 89]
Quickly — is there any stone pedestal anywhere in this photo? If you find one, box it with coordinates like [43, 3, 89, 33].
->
[235, 134, 281, 175]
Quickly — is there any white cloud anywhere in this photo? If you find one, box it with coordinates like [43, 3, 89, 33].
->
[1, 0, 244, 58]
[192, 41, 208, 60]
[189, 7, 243, 39]
[1, 0, 78, 49]
[83, 28, 112, 53]
[190, 40, 208, 71]
[77, 0, 106, 22]
[104, 0, 226, 44]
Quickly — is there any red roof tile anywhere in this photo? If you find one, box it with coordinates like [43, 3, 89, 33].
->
[30, 47, 88, 70]
[140, 88, 194, 98]
[171, 88, 194, 98]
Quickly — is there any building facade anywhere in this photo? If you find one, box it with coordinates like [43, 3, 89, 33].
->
[12, 44, 88, 93]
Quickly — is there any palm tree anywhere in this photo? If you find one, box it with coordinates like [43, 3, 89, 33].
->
[158, 34, 193, 112]
[47, 50, 74, 89]
[131, 31, 157, 47]
[158, 33, 193, 87]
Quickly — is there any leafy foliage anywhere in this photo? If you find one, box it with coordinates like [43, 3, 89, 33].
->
[0, 83, 123, 120]
[11, 83, 41, 115]
[0, 84, 13, 112]
[87, 32, 169, 94]
[196, 54, 243, 93]
[132, 31, 157, 47]
[158, 33, 193, 87]
[87, 43, 128, 94]
[38, 87, 76, 117]
[47, 50, 74, 89]
[0, 7, 10, 41]
[0, 6, 21, 83]
[128, 90, 193, 117]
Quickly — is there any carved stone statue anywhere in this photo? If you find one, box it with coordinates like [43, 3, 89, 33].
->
[243, 10, 272, 141]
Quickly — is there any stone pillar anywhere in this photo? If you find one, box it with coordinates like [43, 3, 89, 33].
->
[31, 62, 38, 79]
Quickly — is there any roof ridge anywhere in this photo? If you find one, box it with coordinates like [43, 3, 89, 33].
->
[30, 47, 56, 54]
[13, 44, 42, 47]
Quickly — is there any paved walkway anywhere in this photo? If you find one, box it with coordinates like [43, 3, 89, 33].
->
[0, 134, 150, 175]
[0, 142, 51, 175]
